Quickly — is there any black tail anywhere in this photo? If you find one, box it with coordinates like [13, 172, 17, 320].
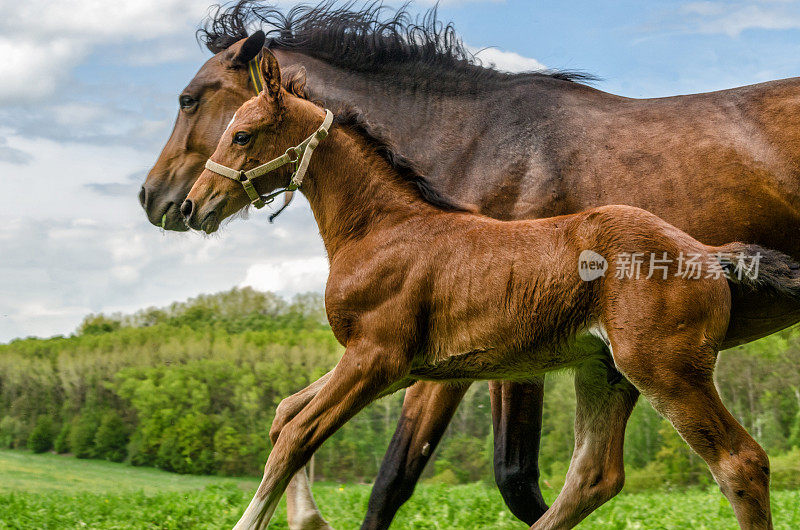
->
[716, 242, 800, 300]
[715, 243, 800, 348]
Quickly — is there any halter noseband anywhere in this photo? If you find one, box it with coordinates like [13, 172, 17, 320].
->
[202, 52, 333, 220]
[204, 108, 334, 209]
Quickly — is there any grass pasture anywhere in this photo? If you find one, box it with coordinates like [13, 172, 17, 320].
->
[1, 449, 799, 529]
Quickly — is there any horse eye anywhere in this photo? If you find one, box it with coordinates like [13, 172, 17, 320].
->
[233, 132, 251, 145]
[179, 95, 197, 110]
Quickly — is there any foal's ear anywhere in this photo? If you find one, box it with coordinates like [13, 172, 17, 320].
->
[259, 48, 283, 99]
[231, 30, 266, 66]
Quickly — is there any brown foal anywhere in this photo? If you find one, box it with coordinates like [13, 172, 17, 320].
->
[184, 50, 799, 529]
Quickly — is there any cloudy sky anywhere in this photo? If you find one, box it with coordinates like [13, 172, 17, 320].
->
[3, 0, 800, 341]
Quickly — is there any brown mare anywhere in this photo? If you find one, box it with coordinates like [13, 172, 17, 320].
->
[183, 49, 800, 529]
[141, 4, 800, 529]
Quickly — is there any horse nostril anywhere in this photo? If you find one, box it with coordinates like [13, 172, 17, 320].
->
[138, 186, 147, 208]
[180, 199, 194, 219]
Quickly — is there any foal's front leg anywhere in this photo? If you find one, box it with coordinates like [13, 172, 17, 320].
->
[234, 343, 411, 530]
[285, 467, 331, 530]
[269, 371, 334, 530]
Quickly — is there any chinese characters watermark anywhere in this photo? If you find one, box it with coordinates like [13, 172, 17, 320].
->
[578, 250, 761, 282]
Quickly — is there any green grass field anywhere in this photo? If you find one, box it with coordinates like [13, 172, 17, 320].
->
[1, 450, 799, 529]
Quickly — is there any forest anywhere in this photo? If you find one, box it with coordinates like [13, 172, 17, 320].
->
[1, 287, 799, 491]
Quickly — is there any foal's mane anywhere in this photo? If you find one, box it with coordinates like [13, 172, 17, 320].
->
[332, 106, 465, 211]
[199, 1, 596, 93]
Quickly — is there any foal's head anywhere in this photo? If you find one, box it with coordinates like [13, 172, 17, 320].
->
[183, 49, 325, 233]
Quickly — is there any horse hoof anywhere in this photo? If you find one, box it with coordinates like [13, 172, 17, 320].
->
[289, 513, 334, 530]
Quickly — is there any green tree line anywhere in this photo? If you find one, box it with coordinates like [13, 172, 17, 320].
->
[1, 287, 799, 490]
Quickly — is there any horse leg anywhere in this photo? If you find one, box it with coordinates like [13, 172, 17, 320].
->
[489, 378, 549, 524]
[613, 338, 772, 530]
[235, 346, 410, 530]
[531, 358, 638, 529]
[270, 370, 333, 443]
[270, 371, 334, 530]
[361, 381, 469, 530]
[285, 467, 331, 530]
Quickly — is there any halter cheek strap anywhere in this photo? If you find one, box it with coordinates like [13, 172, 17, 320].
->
[204, 109, 334, 210]
[248, 53, 266, 94]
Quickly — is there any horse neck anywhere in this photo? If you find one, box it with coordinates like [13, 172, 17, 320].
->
[298, 125, 435, 258]
[274, 50, 490, 175]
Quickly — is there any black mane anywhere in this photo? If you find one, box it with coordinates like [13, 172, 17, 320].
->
[199, 1, 596, 92]
[332, 107, 465, 211]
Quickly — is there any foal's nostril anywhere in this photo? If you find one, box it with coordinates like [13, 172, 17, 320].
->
[180, 199, 194, 219]
[138, 186, 147, 208]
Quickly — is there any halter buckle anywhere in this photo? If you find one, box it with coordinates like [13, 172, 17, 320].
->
[285, 146, 302, 164]
[261, 188, 285, 205]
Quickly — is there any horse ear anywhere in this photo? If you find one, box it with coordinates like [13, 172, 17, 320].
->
[282, 64, 308, 98]
[231, 30, 266, 66]
[260, 48, 283, 99]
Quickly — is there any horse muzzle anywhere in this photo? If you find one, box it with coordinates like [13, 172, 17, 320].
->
[181, 196, 226, 234]
[139, 182, 191, 232]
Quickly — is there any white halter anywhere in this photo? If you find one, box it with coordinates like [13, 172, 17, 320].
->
[204, 109, 334, 216]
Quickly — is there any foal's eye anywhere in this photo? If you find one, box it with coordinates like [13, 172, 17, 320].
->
[233, 132, 251, 145]
[179, 95, 197, 110]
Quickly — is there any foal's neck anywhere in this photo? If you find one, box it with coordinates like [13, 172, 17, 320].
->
[300, 124, 439, 257]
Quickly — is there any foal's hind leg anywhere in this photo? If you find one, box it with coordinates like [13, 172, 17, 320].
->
[612, 338, 772, 529]
[531, 358, 639, 529]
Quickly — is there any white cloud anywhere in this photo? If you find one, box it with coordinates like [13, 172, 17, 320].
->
[2, 0, 214, 41]
[681, 1, 727, 17]
[52, 104, 114, 129]
[125, 40, 196, 66]
[0, 37, 83, 102]
[240, 257, 329, 297]
[468, 45, 546, 73]
[418, 0, 504, 4]
[678, 1, 800, 36]
[3, 303, 93, 340]
[0, 136, 31, 164]
[107, 233, 148, 262]
[0, 133, 146, 220]
[0, 0, 210, 102]
[110, 265, 141, 283]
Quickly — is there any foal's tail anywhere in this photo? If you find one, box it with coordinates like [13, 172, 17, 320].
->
[714, 242, 800, 299]
[713, 242, 800, 347]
